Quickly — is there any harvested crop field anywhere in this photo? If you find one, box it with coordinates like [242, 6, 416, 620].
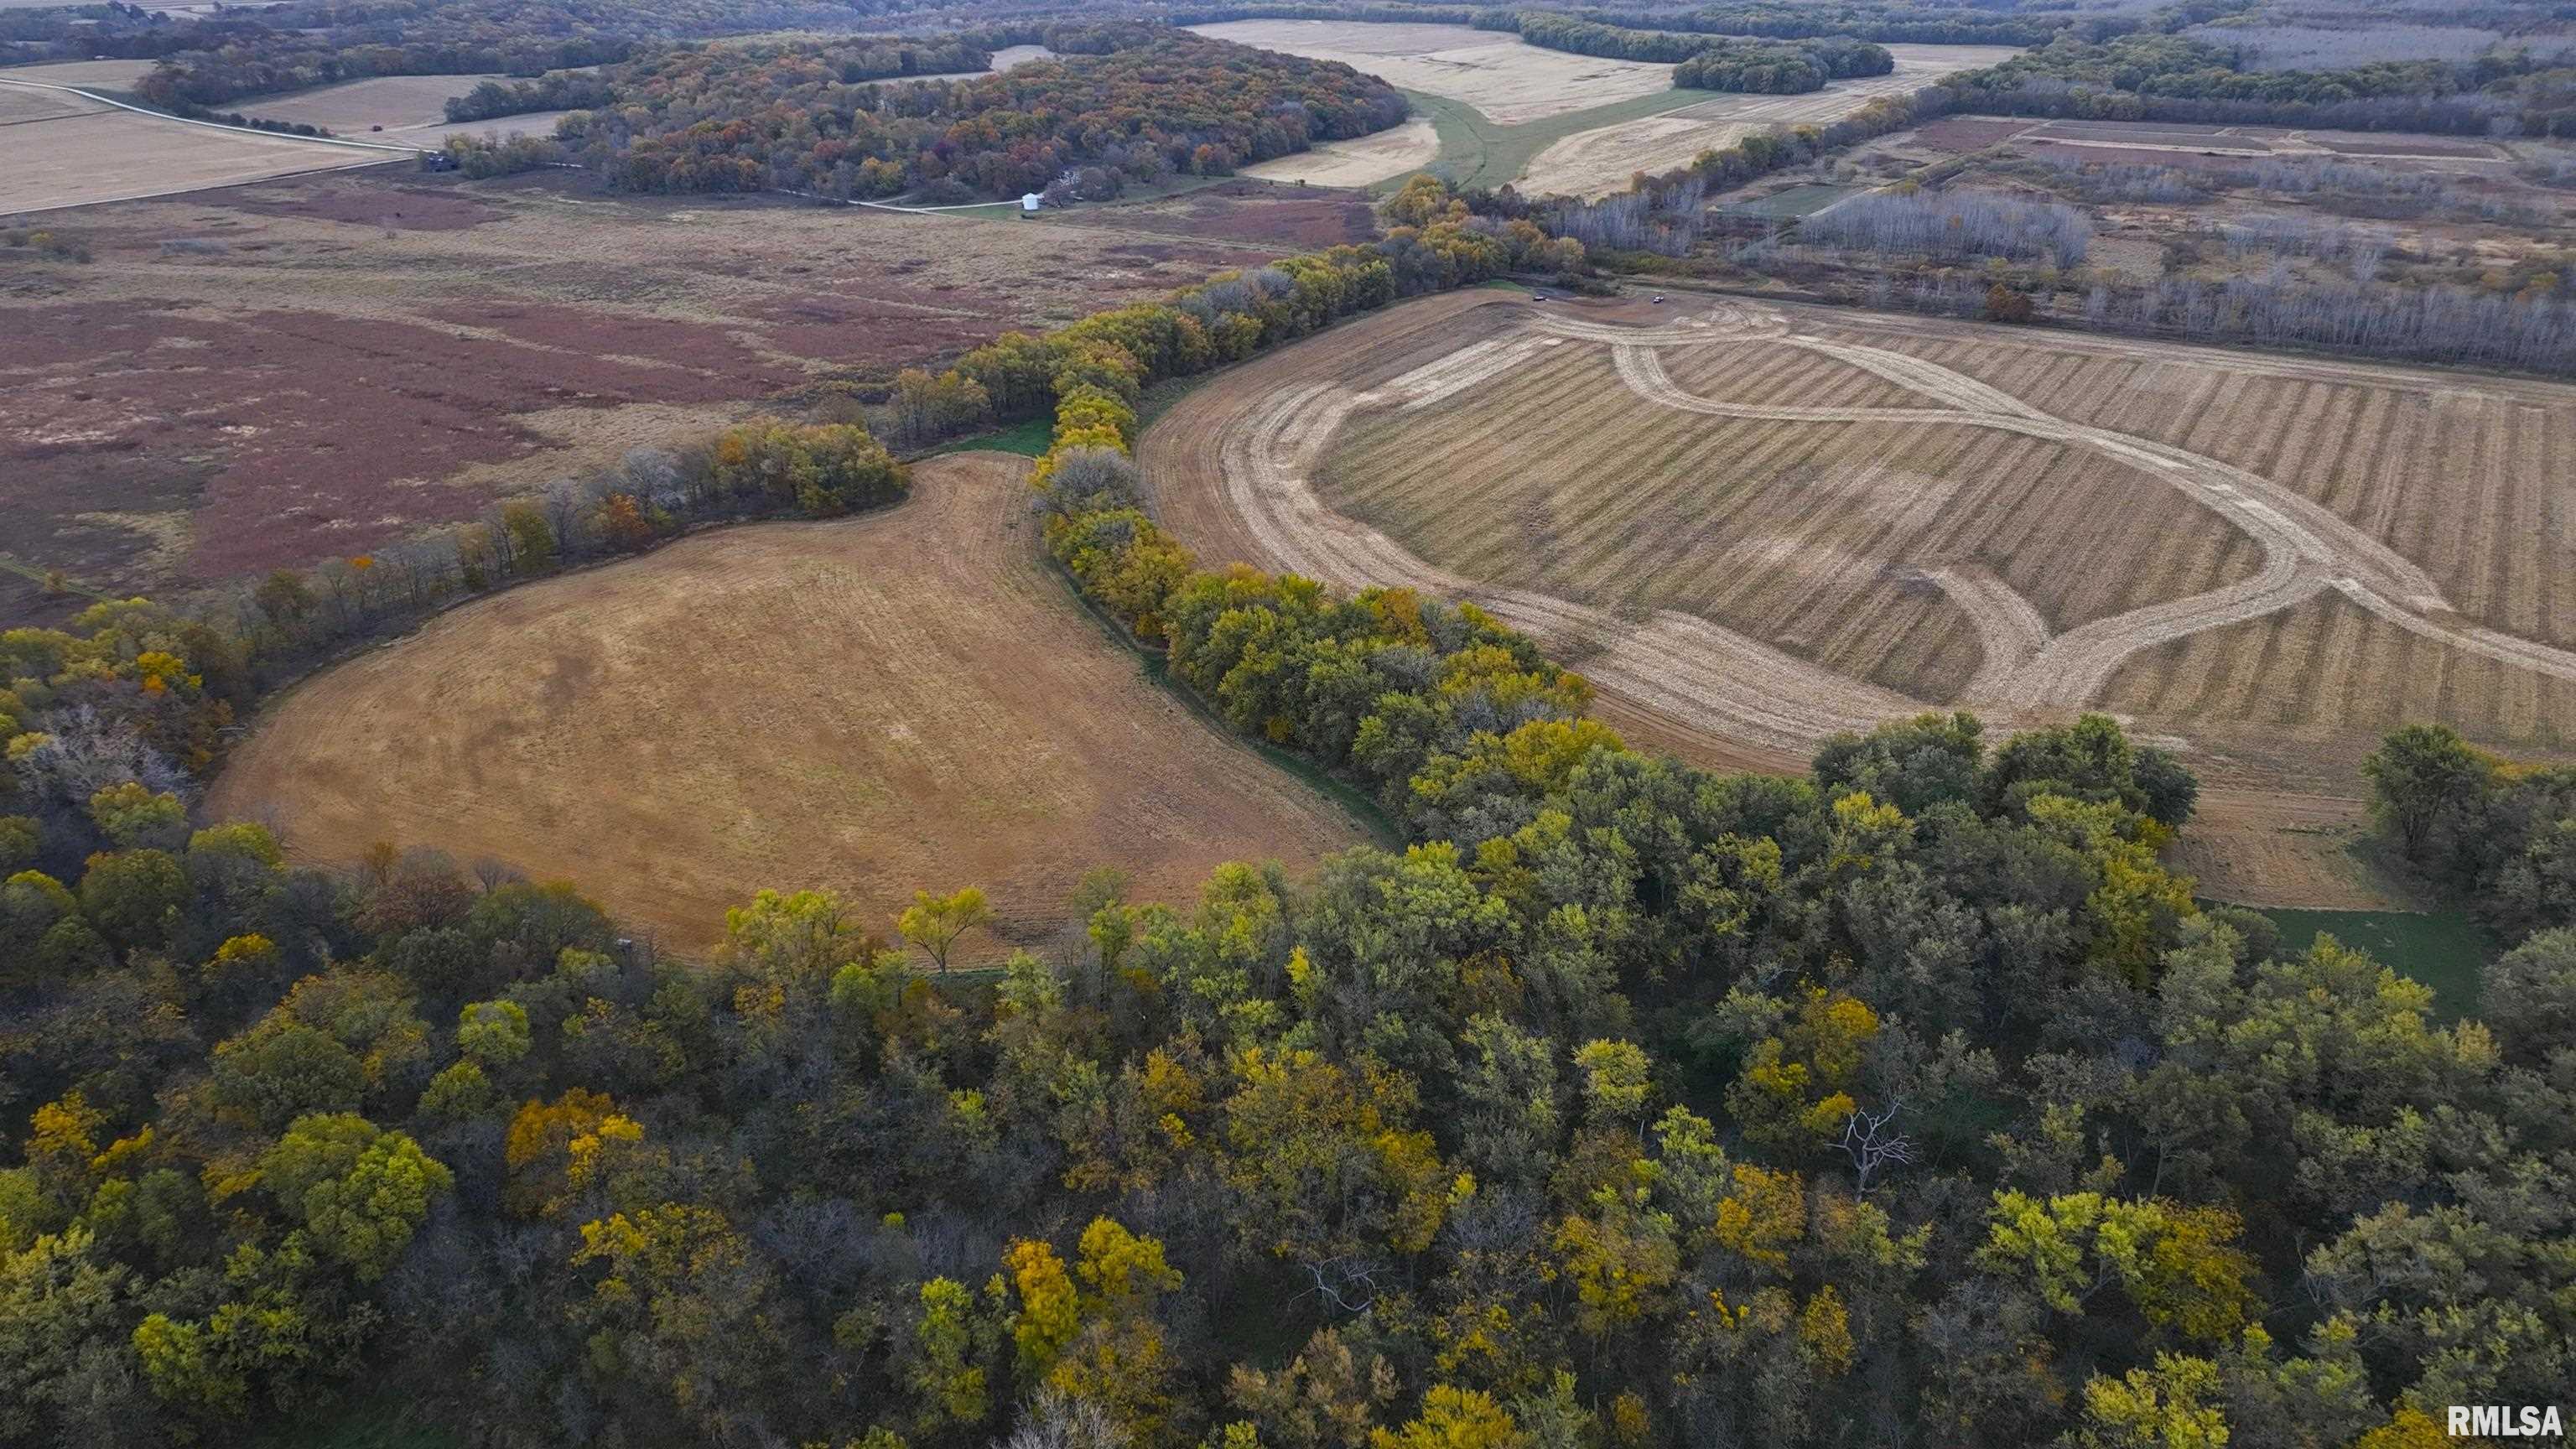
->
[233, 72, 512, 132]
[0, 90, 397, 214]
[1240, 117, 1440, 188]
[1518, 44, 2021, 199]
[0, 59, 160, 88]
[205, 454, 1369, 948]
[1188, 20, 1672, 125]
[0, 169, 1302, 625]
[1139, 290, 2576, 891]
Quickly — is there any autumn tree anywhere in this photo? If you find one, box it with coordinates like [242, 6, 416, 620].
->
[899, 886, 991, 974]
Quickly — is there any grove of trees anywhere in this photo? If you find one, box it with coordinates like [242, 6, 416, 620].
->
[558, 29, 1408, 200]
[1472, 10, 1893, 94]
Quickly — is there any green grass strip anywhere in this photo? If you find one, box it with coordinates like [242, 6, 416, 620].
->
[2249, 906, 2499, 1020]
[1387, 86, 1722, 195]
[922, 414, 1052, 458]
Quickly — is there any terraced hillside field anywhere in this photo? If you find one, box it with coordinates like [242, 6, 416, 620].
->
[206, 454, 1369, 948]
[1140, 291, 2576, 898]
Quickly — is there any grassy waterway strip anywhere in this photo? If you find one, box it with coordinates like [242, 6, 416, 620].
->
[1393, 86, 1721, 195]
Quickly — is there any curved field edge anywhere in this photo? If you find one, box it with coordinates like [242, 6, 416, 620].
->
[205, 454, 1372, 948]
[1134, 289, 2576, 907]
[1394, 86, 1724, 194]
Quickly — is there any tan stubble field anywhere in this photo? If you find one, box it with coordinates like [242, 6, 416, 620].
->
[1138, 291, 2576, 905]
[206, 454, 1371, 948]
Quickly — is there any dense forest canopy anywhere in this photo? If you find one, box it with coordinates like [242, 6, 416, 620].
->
[4, 601, 2571, 1446]
[557, 29, 1410, 199]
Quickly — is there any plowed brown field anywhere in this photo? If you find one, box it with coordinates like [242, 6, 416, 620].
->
[1140, 290, 2576, 904]
[206, 454, 1369, 948]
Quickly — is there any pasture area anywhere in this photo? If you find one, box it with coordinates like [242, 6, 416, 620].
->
[1518, 44, 2023, 200]
[1139, 290, 2576, 903]
[0, 85, 394, 214]
[205, 454, 1368, 949]
[0, 169, 1312, 626]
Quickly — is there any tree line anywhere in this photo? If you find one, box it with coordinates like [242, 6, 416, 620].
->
[1471, 9, 1893, 95]
[1945, 30, 2568, 135]
[1158, 0, 2076, 48]
[4, 0, 978, 110]
[548, 29, 1406, 200]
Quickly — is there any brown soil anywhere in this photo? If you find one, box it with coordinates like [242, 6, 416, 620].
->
[0, 169, 1283, 624]
[204, 454, 1370, 949]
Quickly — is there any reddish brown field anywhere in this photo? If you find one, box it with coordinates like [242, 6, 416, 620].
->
[0, 169, 1317, 625]
[206, 454, 1370, 949]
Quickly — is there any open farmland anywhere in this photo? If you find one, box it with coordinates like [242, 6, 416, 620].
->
[0, 169, 1311, 625]
[1189, 20, 2018, 197]
[1187, 20, 1672, 125]
[1239, 116, 1440, 188]
[227, 71, 576, 143]
[1140, 290, 2576, 902]
[231, 71, 512, 131]
[0, 82, 400, 213]
[205, 453, 1368, 948]
[1519, 44, 2023, 199]
[0, 58, 160, 88]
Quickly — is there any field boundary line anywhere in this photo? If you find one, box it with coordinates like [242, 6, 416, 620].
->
[0, 76, 434, 154]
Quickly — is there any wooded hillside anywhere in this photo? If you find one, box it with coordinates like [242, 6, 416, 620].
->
[560, 29, 1409, 198]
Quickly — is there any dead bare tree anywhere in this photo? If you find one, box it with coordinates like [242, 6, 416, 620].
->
[1841, 1101, 1916, 1197]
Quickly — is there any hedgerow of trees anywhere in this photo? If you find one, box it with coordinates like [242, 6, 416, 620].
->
[1161, 1, 2073, 47]
[3, 0, 1017, 112]
[1945, 30, 2568, 135]
[1470, 9, 1893, 94]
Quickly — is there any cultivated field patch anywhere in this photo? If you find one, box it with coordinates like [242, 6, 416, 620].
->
[1239, 116, 1440, 188]
[1139, 291, 2576, 887]
[231, 72, 515, 133]
[0, 58, 160, 88]
[0, 169, 1297, 623]
[1187, 20, 1672, 125]
[205, 454, 1368, 948]
[1519, 45, 2023, 199]
[0, 98, 394, 214]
